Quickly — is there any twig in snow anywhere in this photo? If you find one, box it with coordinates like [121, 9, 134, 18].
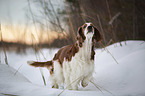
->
[140, 41, 145, 45]
[14, 64, 23, 76]
[100, 42, 119, 64]
[91, 78, 115, 95]
[0, 93, 18, 96]
[90, 80, 103, 93]
[39, 68, 46, 86]
[90, 80, 114, 96]
[58, 76, 83, 96]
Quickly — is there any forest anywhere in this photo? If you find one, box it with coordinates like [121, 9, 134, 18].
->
[36, 0, 145, 47]
[0, 0, 145, 49]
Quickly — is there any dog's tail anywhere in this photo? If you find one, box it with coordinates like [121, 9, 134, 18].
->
[27, 61, 53, 68]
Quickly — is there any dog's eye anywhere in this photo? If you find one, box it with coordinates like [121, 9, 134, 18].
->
[83, 25, 86, 29]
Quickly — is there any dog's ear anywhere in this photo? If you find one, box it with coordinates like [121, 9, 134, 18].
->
[93, 26, 102, 42]
[77, 27, 86, 40]
[76, 27, 86, 47]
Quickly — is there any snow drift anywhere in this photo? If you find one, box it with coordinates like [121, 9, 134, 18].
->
[0, 40, 145, 96]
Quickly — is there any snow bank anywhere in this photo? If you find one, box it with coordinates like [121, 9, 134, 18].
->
[0, 40, 145, 96]
[94, 41, 145, 96]
[0, 64, 61, 96]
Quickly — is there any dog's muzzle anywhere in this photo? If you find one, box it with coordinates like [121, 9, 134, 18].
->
[87, 26, 93, 33]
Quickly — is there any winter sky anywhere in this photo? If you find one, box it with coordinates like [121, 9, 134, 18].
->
[0, 0, 29, 24]
[0, 0, 65, 44]
[0, 0, 64, 24]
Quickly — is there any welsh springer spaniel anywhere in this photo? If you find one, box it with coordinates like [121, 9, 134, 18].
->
[28, 22, 102, 90]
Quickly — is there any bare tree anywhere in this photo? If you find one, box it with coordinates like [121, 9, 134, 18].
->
[65, 0, 145, 46]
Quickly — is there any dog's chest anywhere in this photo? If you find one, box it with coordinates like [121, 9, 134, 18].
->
[67, 51, 94, 76]
[66, 43, 94, 75]
[63, 37, 94, 76]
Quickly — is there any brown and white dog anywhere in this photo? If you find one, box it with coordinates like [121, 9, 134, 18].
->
[28, 22, 102, 90]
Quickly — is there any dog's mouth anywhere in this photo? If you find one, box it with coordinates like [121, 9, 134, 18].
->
[87, 26, 93, 34]
[87, 29, 93, 34]
[87, 31, 92, 34]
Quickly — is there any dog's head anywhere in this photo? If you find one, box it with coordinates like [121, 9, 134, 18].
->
[77, 22, 102, 47]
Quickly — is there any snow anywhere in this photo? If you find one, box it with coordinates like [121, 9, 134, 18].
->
[0, 40, 145, 96]
[0, 65, 60, 96]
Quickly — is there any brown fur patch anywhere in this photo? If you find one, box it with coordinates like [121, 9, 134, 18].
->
[91, 44, 95, 60]
[91, 25, 102, 60]
[77, 27, 86, 47]
[53, 44, 79, 66]
[30, 61, 53, 68]
[50, 67, 54, 75]
[93, 27, 102, 42]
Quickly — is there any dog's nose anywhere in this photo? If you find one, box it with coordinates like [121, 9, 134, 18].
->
[88, 26, 92, 32]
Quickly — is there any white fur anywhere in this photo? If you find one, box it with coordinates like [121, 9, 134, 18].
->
[27, 61, 34, 64]
[49, 60, 64, 88]
[63, 39, 94, 90]
[49, 23, 95, 90]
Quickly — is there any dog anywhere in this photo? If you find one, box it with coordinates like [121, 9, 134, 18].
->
[28, 22, 102, 90]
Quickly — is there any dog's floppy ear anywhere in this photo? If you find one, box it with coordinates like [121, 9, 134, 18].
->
[76, 27, 86, 47]
[93, 26, 102, 42]
[77, 27, 86, 40]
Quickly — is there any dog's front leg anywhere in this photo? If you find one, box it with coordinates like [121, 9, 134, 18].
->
[81, 74, 92, 87]
[52, 83, 59, 89]
[51, 77, 59, 89]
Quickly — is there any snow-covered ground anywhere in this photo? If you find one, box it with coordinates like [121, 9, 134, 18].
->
[0, 40, 145, 96]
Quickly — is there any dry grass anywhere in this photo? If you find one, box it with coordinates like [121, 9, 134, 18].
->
[0, 23, 9, 65]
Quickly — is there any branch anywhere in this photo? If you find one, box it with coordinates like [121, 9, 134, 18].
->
[0, 23, 9, 65]
[109, 12, 121, 25]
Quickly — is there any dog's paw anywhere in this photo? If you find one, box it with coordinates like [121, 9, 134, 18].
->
[81, 81, 88, 87]
[52, 84, 59, 89]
